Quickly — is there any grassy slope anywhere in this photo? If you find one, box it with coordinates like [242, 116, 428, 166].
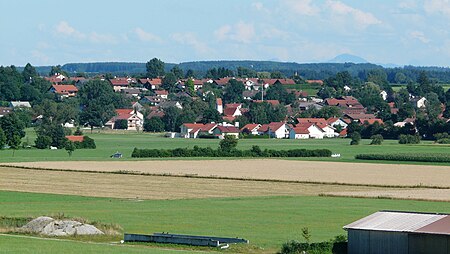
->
[0, 129, 448, 164]
[0, 234, 203, 254]
[1, 191, 450, 252]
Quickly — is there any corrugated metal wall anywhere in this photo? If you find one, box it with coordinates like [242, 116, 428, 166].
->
[348, 229, 408, 254]
[408, 234, 450, 254]
[348, 230, 450, 254]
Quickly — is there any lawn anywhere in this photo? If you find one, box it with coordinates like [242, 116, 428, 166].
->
[1, 191, 450, 253]
[0, 129, 447, 164]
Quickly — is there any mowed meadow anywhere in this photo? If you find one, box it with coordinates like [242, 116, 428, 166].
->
[2, 191, 450, 253]
[0, 128, 448, 164]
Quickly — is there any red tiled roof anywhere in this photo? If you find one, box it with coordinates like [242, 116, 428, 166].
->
[253, 100, 280, 106]
[297, 118, 327, 126]
[182, 123, 217, 132]
[222, 116, 236, 122]
[346, 113, 376, 120]
[110, 78, 129, 86]
[215, 125, 240, 133]
[276, 78, 296, 85]
[216, 98, 223, 106]
[241, 123, 260, 132]
[306, 80, 324, 85]
[51, 84, 78, 95]
[66, 135, 84, 142]
[223, 107, 238, 117]
[155, 90, 168, 95]
[291, 126, 310, 134]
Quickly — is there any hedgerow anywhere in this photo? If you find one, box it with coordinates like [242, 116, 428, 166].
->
[355, 153, 450, 163]
[131, 145, 332, 158]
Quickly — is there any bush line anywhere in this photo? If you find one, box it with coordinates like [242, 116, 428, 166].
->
[355, 153, 450, 163]
[131, 146, 332, 158]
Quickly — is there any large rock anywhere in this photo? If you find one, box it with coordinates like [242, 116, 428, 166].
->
[22, 216, 104, 236]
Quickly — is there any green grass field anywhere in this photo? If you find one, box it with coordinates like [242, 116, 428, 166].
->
[1, 191, 450, 253]
[0, 128, 447, 165]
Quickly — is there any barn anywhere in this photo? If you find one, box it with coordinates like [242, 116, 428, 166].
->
[344, 210, 450, 254]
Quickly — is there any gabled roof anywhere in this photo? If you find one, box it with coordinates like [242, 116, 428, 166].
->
[241, 123, 261, 132]
[155, 90, 168, 95]
[51, 84, 78, 94]
[214, 125, 240, 133]
[344, 211, 450, 236]
[182, 123, 217, 132]
[297, 118, 327, 126]
[306, 80, 324, 85]
[109, 78, 129, 86]
[276, 78, 295, 85]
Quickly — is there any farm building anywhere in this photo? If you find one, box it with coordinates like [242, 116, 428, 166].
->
[344, 210, 450, 254]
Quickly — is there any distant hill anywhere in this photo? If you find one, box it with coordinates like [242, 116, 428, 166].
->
[328, 54, 368, 64]
[25, 60, 450, 83]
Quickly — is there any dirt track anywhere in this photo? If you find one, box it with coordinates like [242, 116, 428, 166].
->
[5, 160, 450, 187]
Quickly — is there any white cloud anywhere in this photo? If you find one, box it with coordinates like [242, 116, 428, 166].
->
[55, 21, 85, 39]
[89, 32, 118, 44]
[424, 0, 450, 15]
[214, 25, 231, 41]
[134, 27, 162, 43]
[172, 32, 212, 55]
[409, 31, 430, 43]
[282, 0, 319, 16]
[214, 22, 255, 43]
[326, 1, 381, 28]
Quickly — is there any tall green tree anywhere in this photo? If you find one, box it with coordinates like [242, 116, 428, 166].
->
[146, 58, 165, 78]
[223, 79, 244, 103]
[170, 65, 184, 79]
[162, 72, 177, 92]
[22, 63, 38, 82]
[0, 113, 26, 147]
[78, 80, 116, 131]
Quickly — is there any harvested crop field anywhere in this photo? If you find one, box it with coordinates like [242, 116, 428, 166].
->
[5, 160, 450, 187]
[1, 167, 450, 201]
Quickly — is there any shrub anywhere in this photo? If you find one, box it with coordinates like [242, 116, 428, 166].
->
[35, 135, 52, 149]
[399, 134, 420, 144]
[114, 119, 128, 130]
[278, 235, 347, 254]
[350, 132, 361, 145]
[74, 127, 83, 136]
[436, 138, 450, 144]
[370, 134, 384, 145]
[219, 135, 238, 152]
[355, 153, 450, 163]
[143, 117, 165, 132]
[73, 136, 96, 149]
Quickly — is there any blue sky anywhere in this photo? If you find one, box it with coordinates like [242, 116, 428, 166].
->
[1, 0, 450, 66]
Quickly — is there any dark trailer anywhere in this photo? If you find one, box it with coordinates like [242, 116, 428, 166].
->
[344, 210, 450, 254]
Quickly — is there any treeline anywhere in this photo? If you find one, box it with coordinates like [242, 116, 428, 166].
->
[19, 60, 450, 83]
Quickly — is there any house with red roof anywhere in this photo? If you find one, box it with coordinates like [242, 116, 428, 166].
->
[155, 90, 169, 99]
[258, 122, 290, 138]
[50, 84, 79, 98]
[216, 98, 223, 114]
[179, 123, 218, 138]
[212, 125, 240, 139]
[223, 103, 242, 122]
[109, 78, 129, 92]
[105, 109, 143, 130]
[240, 123, 261, 135]
[289, 122, 324, 139]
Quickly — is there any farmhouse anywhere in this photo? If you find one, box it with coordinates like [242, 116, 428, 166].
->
[109, 78, 129, 92]
[289, 122, 324, 139]
[258, 122, 289, 138]
[241, 123, 261, 135]
[344, 210, 450, 254]
[0, 107, 12, 117]
[212, 125, 240, 139]
[50, 84, 79, 98]
[105, 109, 143, 130]
[9, 101, 31, 108]
[179, 123, 217, 138]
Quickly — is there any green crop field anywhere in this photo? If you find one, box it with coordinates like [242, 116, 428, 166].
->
[0, 128, 447, 165]
[1, 191, 450, 253]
